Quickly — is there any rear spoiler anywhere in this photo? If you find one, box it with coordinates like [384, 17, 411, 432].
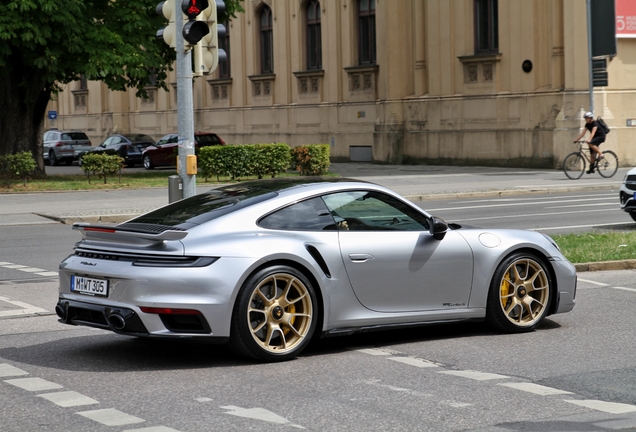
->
[72, 222, 188, 242]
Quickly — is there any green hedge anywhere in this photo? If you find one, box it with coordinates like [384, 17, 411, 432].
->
[0, 152, 37, 186]
[199, 143, 293, 181]
[80, 153, 124, 184]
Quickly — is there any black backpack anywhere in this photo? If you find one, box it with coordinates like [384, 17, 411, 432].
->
[596, 116, 610, 134]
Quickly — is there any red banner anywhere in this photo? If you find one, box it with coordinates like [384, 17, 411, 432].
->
[617, 0, 636, 37]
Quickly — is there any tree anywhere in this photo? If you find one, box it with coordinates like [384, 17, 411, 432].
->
[0, 0, 243, 173]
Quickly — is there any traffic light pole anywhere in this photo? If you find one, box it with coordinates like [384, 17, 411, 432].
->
[175, 0, 197, 199]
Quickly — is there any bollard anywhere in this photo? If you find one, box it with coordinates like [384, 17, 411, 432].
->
[168, 175, 183, 203]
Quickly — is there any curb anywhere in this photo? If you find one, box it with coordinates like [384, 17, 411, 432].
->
[574, 259, 636, 272]
[403, 184, 621, 201]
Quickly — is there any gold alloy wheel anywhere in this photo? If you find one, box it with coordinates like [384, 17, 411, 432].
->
[498, 258, 549, 327]
[247, 273, 313, 354]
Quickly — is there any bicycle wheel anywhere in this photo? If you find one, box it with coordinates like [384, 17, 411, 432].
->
[563, 152, 585, 180]
[597, 150, 618, 178]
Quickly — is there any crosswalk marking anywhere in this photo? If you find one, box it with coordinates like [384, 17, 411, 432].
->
[0, 262, 56, 278]
[499, 382, 573, 396]
[439, 370, 509, 381]
[388, 357, 439, 368]
[0, 364, 28, 378]
[4, 377, 63, 392]
[123, 427, 182, 432]
[565, 399, 636, 414]
[38, 391, 99, 407]
[0, 296, 47, 317]
[77, 408, 145, 426]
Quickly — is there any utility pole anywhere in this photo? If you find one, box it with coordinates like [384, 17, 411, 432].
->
[175, 0, 196, 199]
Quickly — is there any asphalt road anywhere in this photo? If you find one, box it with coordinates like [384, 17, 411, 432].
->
[1, 270, 636, 431]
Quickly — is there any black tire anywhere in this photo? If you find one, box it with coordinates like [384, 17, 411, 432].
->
[230, 265, 318, 362]
[143, 155, 154, 170]
[597, 150, 618, 178]
[49, 150, 59, 166]
[562, 152, 585, 179]
[486, 252, 552, 333]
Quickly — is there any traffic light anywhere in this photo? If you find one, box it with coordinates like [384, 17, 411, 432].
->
[193, 0, 227, 75]
[181, 0, 210, 45]
[156, 0, 177, 48]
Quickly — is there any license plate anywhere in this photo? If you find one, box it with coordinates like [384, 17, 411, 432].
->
[71, 275, 109, 297]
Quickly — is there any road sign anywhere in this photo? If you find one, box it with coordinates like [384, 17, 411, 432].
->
[48, 110, 57, 120]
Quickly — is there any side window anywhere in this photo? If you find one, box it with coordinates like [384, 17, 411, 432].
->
[61, 133, 71, 141]
[358, 0, 376, 65]
[259, 5, 274, 73]
[259, 197, 336, 231]
[321, 191, 430, 231]
[43, 132, 51, 141]
[169, 135, 179, 143]
[102, 137, 115, 147]
[306, 0, 322, 70]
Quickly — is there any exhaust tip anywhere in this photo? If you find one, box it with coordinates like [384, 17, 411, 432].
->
[55, 304, 66, 320]
[108, 314, 126, 330]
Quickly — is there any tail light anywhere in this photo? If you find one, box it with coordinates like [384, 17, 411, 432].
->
[218, 136, 225, 145]
[55, 142, 64, 147]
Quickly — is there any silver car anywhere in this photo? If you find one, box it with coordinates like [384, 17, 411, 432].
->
[619, 167, 636, 221]
[56, 178, 577, 362]
[43, 129, 92, 166]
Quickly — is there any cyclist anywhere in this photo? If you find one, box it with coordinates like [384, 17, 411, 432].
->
[573, 111, 605, 174]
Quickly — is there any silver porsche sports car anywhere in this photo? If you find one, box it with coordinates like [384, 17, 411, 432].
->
[56, 178, 576, 362]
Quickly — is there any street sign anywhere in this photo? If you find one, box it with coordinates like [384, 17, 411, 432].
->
[48, 110, 57, 120]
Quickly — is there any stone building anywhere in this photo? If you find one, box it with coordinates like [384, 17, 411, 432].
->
[46, 0, 636, 167]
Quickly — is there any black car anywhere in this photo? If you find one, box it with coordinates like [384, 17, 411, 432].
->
[79, 134, 155, 167]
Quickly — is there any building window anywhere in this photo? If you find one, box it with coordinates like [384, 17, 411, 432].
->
[358, 0, 376, 65]
[219, 21, 230, 78]
[474, 0, 498, 54]
[306, 0, 322, 70]
[260, 5, 273, 74]
[78, 75, 88, 90]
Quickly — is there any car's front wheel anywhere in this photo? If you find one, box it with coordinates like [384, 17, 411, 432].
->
[230, 265, 318, 362]
[486, 253, 552, 333]
[143, 155, 154, 170]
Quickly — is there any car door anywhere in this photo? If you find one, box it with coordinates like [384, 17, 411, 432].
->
[157, 135, 178, 165]
[321, 190, 474, 313]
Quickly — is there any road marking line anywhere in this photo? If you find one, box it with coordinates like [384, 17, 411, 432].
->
[531, 221, 631, 231]
[356, 348, 392, 356]
[438, 370, 509, 381]
[428, 197, 616, 212]
[2, 264, 28, 269]
[388, 357, 439, 368]
[4, 377, 63, 392]
[544, 203, 617, 209]
[77, 408, 145, 426]
[123, 427, 182, 432]
[0, 262, 12, 265]
[0, 297, 47, 317]
[564, 399, 636, 414]
[221, 405, 305, 429]
[16, 267, 47, 273]
[0, 364, 28, 378]
[38, 391, 99, 407]
[613, 286, 636, 292]
[498, 382, 573, 395]
[450, 208, 609, 223]
[577, 278, 609, 287]
[365, 379, 432, 397]
[196, 397, 213, 402]
[34, 271, 58, 277]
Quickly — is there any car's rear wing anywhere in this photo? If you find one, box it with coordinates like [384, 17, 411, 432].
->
[72, 222, 188, 243]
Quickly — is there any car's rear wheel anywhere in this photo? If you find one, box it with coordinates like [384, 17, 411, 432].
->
[143, 155, 154, 170]
[486, 253, 552, 333]
[230, 265, 317, 362]
[49, 150, 59, 166]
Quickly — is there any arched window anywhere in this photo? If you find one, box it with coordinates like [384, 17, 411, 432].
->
[358, 0, 376, 65]
[306, 0, 322, 70]
[260, 5, 274, 73]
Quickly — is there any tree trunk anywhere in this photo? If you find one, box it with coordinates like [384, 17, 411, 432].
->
[0, 50, 53, 174]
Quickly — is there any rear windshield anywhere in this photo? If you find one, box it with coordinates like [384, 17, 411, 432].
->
[61, 132, 89, 140]
[129, 185, 279, 229]
[125, 134, 155, 143]
[196, 134, 222, 145]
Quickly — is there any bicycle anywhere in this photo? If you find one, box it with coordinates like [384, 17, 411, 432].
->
[562, 140, 618, 180]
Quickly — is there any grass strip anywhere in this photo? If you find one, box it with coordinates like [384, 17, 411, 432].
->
[551, 232, 636, 263]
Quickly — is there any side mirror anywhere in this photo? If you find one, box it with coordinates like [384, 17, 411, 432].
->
[429, 216, 448, 241]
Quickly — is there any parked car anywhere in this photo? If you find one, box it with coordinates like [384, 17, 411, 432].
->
[141, 132, 225, 170]
[619, 167, 636, 221]
[55, 178, 577, 363]
[79, 133, 155, 167]
[43, 129, 92, 166]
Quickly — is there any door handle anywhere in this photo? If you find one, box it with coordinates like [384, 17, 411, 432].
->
[348, 253, 374, 262]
